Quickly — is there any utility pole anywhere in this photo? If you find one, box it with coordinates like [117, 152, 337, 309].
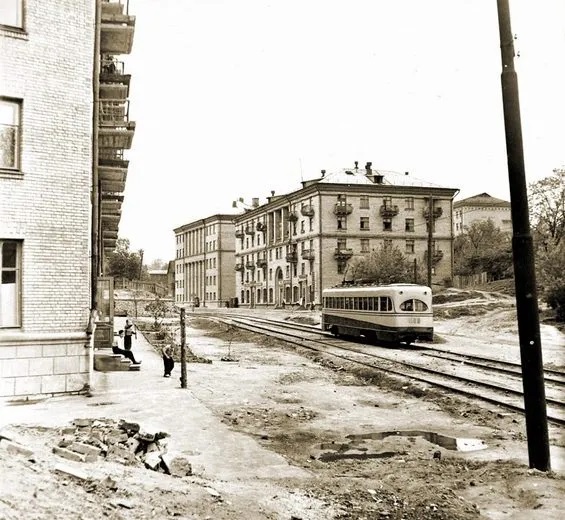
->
[496, 0, 550, 470]
[180, 307, 187, 389]
[427, 195, 433, 287]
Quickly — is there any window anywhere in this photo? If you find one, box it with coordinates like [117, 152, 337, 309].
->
[0, 98, 21, 170]
[360, 239, 370, 253]
[300, 220, 305, 233]
[360, 217, 370, 230]
[0, 0, 23, 28]
[337, 238, 347, 250]
[0, 240, 21, 328]
[383, 196, 393, 208]
[337, 216, 347, 230]
[383, 218, 392, 231]
[405, 218, 414, 232]
[309, 217, 313, 232]
[400, 299, 428, 312]
[383, 239, 392, 249]
[405, 239, 415, 254]
[405, 197, 414, 210]
[360, 196, 369, 209]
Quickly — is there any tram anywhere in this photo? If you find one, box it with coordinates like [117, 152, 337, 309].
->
[321, 283, 434, 344]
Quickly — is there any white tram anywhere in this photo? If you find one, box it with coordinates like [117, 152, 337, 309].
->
[321, 283, 434, 344]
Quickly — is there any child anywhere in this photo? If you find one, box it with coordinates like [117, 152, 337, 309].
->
[162, 344, 174, 378]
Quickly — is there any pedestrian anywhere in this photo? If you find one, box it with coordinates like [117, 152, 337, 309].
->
[162, 344, 175, 378]
[123, 319, 137, 351]
[112, 330, 141, 365]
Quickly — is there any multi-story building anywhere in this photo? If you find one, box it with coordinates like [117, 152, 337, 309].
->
[174, 215, 237, 308]
[233, 163, 458, 307]
[0, 0, 135, 399]
[453, 193, 512, 235]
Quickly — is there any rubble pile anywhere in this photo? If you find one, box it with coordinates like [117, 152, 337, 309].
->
[53, 418, 192, 477]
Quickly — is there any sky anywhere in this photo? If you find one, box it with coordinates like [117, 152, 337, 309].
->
[120, 0, 565, 264]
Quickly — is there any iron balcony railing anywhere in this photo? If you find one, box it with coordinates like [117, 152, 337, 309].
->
[334, 247, 353, 259]
[301, 205, 314, 217]
[379, 204, 399, 217]
[333, 202, 353, 216]
[286, 251, 298, 263]
[99, 99, 130, 125]
[101, 58, 125, 75]
[423, 206, 443, 219]
[301, 249, 315, 261]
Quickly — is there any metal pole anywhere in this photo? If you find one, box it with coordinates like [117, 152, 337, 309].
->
[427, 195, 433, 287]
[180, 307, 187, 388]
[496, 0, 550, 470]
[413, 258, 418, 284]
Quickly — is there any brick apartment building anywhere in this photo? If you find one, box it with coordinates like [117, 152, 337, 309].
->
[174, 215, 237, 308]
[233, 163, 459, 308]
[0, 0, 135, 399]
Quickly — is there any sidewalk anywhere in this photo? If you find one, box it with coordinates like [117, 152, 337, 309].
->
[1, 317, 309, 482]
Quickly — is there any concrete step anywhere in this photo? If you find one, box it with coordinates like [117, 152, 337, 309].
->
[94, 353, 131, 372]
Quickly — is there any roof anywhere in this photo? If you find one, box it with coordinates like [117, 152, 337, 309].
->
[306, 166, 446, 189]
[454, 193, 511, 209]
[147, 269, 167, 276]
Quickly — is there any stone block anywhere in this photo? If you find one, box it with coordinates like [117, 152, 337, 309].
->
[15, 376, 42, 396]
[73, 418, 93, 427]
[125, 437, 140, 453]
[53, 463, 89, 481]
[143, 452, 162, 471]
[41, 374, 67, 394]
[53, 446, 87, 463]
[0, 439, 35, 460]
[160, 452, 192, 477]
[54, 356, 80, 375]
[70, 442, 101, 458]
[106, 444, 132, 462]
[119, 421, 140, 434]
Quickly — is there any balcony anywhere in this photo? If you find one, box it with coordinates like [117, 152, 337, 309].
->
[256, 222, 267, 232]
[235, 229, 244, 238]
[256, 257, 268, 268]
[379, 204, 399, 217]
[98, 164, 127, 194]
[286, 251, 298, 263]
[100, 59, 131, 91]
[334, 202, 353, 216]
[425, 249, 444, 264]
[98, 99, 135, 149]
[334, 247, 353, 260]
[245, 261, 255, 270]
[234, 262, 244, 272]
[245, 226, 255, 235]
[100, 0, 136, 55]
[301, 249, 315, 261]
[423, 206, 443, 220]
[287, 212, 299, 222]
[301, 204, 314, 217]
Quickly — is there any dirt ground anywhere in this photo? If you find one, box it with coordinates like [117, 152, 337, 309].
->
[1, 290, 564, 519]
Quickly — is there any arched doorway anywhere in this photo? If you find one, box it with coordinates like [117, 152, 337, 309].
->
[275, 267, 284, 306]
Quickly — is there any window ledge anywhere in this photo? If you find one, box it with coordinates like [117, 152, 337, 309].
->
[0, 25, 28, 40]
[0, 169, 23, 179]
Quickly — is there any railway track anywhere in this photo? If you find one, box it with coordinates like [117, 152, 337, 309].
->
[197, 311, 565, 426]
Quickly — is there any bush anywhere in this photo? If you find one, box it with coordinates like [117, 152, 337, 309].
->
[545, 285, 565, 322]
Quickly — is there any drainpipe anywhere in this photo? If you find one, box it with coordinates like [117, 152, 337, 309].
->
[86, 0, 102, 395]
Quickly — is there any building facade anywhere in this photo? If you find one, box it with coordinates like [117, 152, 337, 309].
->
[174, 215, 237, 308]
[233, 163, 458, 307]
[0, 0, 135, 399]
[453, 193, 512, 235]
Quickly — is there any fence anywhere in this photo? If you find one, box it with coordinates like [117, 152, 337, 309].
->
[115, 278, 169, 297]
[452, 272, 489, 289]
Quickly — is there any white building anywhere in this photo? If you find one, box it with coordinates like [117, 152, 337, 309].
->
[453, 193, 512, 235]
[233, 162, 459, 307]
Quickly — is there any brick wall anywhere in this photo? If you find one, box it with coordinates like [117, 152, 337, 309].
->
[0, 1, 95, 397]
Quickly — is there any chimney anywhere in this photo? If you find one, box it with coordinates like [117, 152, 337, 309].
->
[354, 161, 359, 170]
[252, 197, 259, 208]
[405, 171, 409, 176]
[365, 161, 372, 175]
[321, 170, 326, 178]
[271, 190, 275, 196]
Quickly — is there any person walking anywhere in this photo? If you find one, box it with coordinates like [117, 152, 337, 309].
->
[123, 319, 137, 351]
[112, 330, 141, 365]
[162, 344, 175, 378]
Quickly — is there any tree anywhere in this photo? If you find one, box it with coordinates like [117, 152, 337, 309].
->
[145, 297, 169, 328]
[529, 168, 565, 250]
[454, 220, 512, 279]
[346, 245, 416, 285]
[106, 238, 144, 280]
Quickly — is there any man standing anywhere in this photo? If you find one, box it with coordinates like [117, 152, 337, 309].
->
[162, 344, 175, 378]
[124, 319, 137, 351]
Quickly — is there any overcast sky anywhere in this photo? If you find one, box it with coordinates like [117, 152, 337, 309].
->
[120, 0, 565, 263]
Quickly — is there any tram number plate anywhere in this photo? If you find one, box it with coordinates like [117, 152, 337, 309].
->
[408, 317, 421, 324]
